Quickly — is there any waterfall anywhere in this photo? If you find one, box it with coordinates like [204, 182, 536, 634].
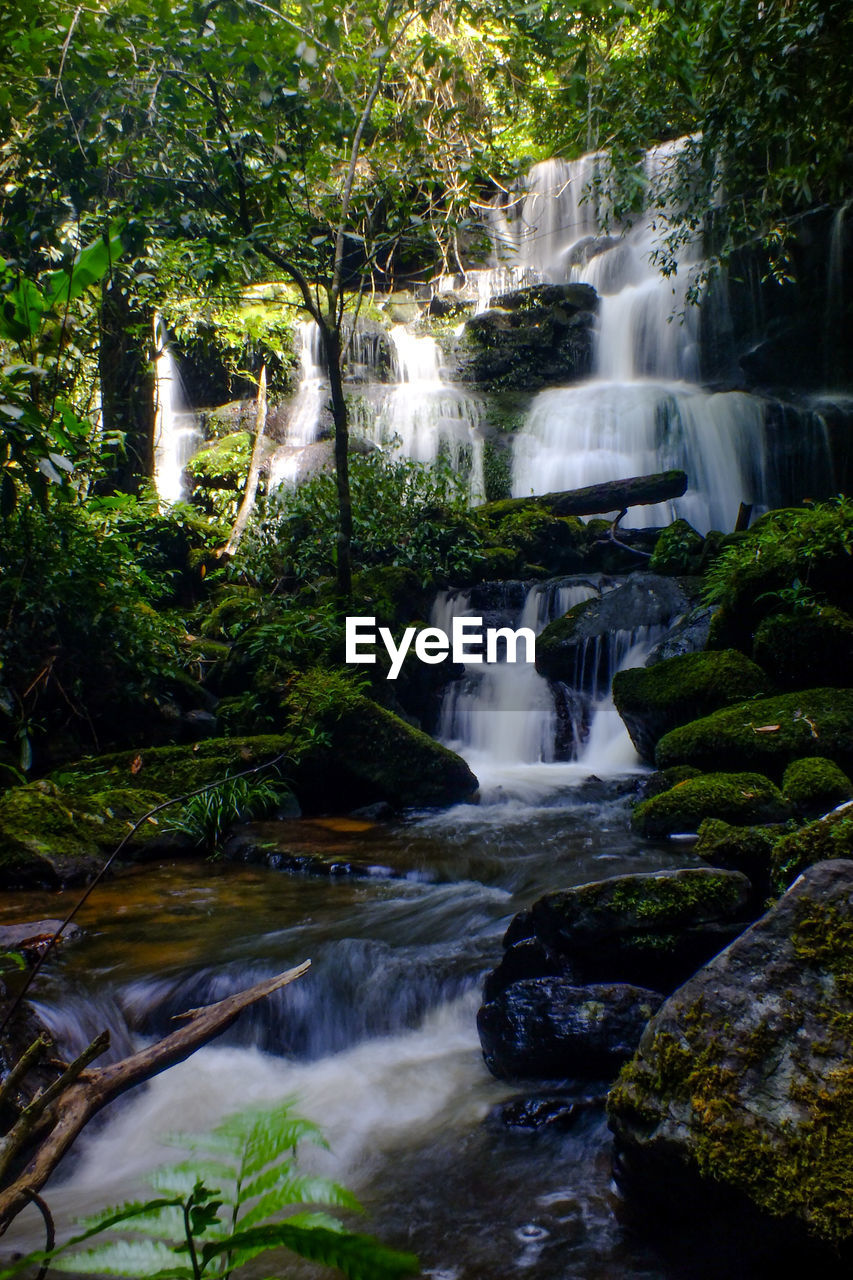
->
[357, 327, 486, 500]
[152, 316, 202, 504]
[268, 320, 326, 487]
[481, 136, 833, 531]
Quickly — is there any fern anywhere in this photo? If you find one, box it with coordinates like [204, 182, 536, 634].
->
[3, 1102, 418, 1280]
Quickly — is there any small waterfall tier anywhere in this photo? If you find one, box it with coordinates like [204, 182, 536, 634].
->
[433, 577, 670, 795]
[152, 316, 202, 504]
[268, 320, 327, 487]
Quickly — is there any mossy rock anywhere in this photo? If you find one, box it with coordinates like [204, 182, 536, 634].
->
[639, 765, 704, 801]
[528, 867, 752, 992]
[753, 607, 853, 691]
[694, 818, 779, 893]
[608, 860, 853, 1252]
[782, 757, 853, 820]
[0, 780, 173, 888]
[771, 803, 853, 891]
[655, 688, 853, 781]
[480, 503, 587, 575]
[632, 772, 790, 839]
[649, 519, 705, 576]
[613, 650, 771, 764]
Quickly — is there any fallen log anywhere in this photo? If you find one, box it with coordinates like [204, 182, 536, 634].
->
[478, 469, 688, 519]
[0, 961, 310, 1233]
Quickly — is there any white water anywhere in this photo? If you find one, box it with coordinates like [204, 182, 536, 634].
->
[268, 320, 326, 487]
[152, 317, 202, 504]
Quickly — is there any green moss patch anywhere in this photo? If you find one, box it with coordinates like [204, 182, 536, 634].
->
[754, 607, 853, 691]
[655, 688, 853, 780]
[771, 804, 853, 891]
[613, 650, 770, 764]
[694, 818, 778, 887]
[782, 757, 853, 819]
[632, 772, 789, 839]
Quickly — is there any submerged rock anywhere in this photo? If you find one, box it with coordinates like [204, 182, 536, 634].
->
[613, 650, 770, 763]
[631, 771, 790, 838]
[488, 1092, 603, 1132]
[478, 978, 663, 1080]
[655, 687, 853, 779]
[607, 860, 853, 1255]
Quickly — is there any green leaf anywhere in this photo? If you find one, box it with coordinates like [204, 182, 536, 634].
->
[44, 222, 126, 314]
[201, 1223, 419, 1280]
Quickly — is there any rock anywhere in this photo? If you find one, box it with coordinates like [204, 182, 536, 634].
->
[782, 756, 853, 820]
[607, 860, 853, 1254]
[478, 978, 663, 1080]
[476, 507, 588, 576]
[613, 650, 771, 764]
[536, 574, 696, 685]
[655, 688, 853, 780]
[771, 802, 853, 891]
[482, 938, 566, 1003]
[635, 765, 703, 801]
[694, 818, 778, 894]
[427, 291, 472, 318]
[753, 606, 853, 690]
[631, 771, 790, 839]
[0, 919, 82, 962]
[181, 709, 219, 741]
[645, 605, 716, 664]
[529, 867, 753, 991]
[383, 293, 422, 324]
[488, 1093, 601, 1132]
[446, 283, 597, 391]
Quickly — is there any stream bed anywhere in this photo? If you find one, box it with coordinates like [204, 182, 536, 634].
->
[0, 770, 708, 1279]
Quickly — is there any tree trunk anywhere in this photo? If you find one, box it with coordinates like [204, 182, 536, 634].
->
[98, 279, 155, 495]
[321, 321, 353, 599]
[224, 365, 268, 556]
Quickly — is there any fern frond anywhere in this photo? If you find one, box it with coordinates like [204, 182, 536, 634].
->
[237, 1109, 329, 1180]
[52, 1238, 193, 1278]
[237, 1177, 361, 1230]
[201, 1223, 419, 1280]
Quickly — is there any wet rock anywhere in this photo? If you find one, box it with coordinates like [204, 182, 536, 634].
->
[0, 919, 82, 962]
[536, 573, 697, 685]
[427, 291, 472, 318]
[613, 650, 770, 764]
[655, 687, 853, 780]
[482, 938, 566, 1003]
[478, 978, 663, 1080]
[529, 867, 753, 990]
[645, 604, 716, 665]
[648, 519, 706, 575]
[607, 860, 853, 1254]
[445, 283, 597, 391]
[488, 1092, 604, 1132]
[631, 771, 790, 838]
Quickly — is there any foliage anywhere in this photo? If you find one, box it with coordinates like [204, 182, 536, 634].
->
[165, 772, 292, 849]
[0, 503, 185, 768]
[703, 498, 853, 611]
[240, 451, 484, 590]
[2, 1102, 418, 1280]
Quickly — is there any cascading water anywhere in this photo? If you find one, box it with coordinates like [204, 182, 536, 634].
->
[351, 325, 486, 499]
[152, 316, 202, 504]
[267, 319, 326, 487]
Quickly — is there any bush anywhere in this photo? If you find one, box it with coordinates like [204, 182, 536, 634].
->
[238, 452, 484, 590]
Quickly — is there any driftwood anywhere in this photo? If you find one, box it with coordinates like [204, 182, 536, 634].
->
[479, 469, 689, 519]
[0, 961, 310, 1233]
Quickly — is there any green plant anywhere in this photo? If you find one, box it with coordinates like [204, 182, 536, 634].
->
[166, 773, 290, 849]
[3, 1102, 417, 1280]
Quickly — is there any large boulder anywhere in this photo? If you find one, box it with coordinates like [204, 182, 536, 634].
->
[478, 978, 663, 1080]
[608, 860, 853, 1256]
[771, 802, 853, 891]
[445, 283, 597, 391]
[514, 868, 753, 991]
[613, 650, 770, 763]
[655, 688, 853, 780]
[631, 771, 790, 838]
[536, 573, 696, 685]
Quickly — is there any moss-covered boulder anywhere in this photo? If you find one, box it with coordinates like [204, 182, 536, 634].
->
[694, 818, 779, 895]
[782, 757, 853, 820]
[632, 772, 790, 839]
[754, 606, 853, 691]
[608, 860, 853, 1256]
[0, 780, 174, 888]
[526, 867, 752, 991]
[771, 803, 853, 891]
[655, 688, 853, 780]
[613, 650, 770, 764]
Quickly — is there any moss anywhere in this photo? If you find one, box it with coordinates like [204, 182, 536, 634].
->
[771, 806, 853, 891]
[782, 756, 853, 819]
[632, 772, 790, 839]
[613, 650, 770, 764]
[754, 606, 853, 691]
[604, 871, 747, 926]
[655, 687, 853, 780]
[695, 818, 778, 886]
[641, 765, 704, 800]
[649, 519, 705, 576]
